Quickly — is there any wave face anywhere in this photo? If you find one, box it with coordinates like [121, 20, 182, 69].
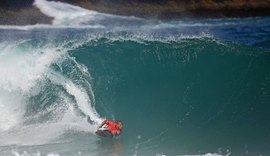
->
[0, 0, 270, 156]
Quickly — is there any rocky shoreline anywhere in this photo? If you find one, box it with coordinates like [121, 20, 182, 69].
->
[0, 0, 270, 25]
[73, 0, 270, 19]
[0, 8, 52, 25]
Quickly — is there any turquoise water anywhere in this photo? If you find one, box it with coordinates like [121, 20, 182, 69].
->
[0, 1, 270, 156]
[73, 34, 270, 155]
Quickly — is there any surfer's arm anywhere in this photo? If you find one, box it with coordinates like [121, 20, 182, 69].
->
[98, 120, 108, 129]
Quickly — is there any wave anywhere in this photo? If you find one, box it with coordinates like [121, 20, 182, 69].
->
[0, 0, 268, 48]
[33, 0, 143, 28]
[0, 28, 269, 155]
[34, 0, 100, 25]
[0, 39, 102, 146]
[0, 35, 220, 146]
[0, 0, 270, 155]
[72, 36, 270, 155]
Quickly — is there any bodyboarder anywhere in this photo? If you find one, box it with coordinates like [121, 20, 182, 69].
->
[87, 115, 123, 138]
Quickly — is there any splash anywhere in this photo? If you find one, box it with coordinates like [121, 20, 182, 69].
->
[34, 0, 97, 25]
[0, 40, 62, 131]
[0, 39, 102, 146]
[33, 0, 141, 28]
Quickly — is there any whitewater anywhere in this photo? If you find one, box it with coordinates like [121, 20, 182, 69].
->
[0, 0, 270, 156]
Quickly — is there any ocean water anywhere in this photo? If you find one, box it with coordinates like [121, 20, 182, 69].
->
[0, 0, 270, 156]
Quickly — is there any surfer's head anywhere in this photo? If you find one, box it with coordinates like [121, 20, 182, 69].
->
[116, 121, 123, 130]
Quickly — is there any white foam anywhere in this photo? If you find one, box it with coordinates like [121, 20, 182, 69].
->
[0, 40, 102, 146]
[0, 41, 63, 131]
[64, 82, 101, 123]
[0, 24, 105, 30]
[11, 151, 60, 156]
[47, 153, 60, 156]
[0, 41, 62, 92]
[34, 0, 95, 25]
[46, 70, 103, 125]
[180, 153, 229, 156]
[0, 91, 22, 131]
